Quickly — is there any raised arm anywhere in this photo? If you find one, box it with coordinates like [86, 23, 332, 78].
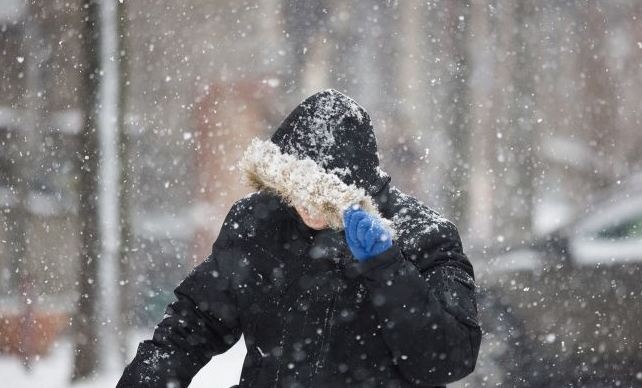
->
[344, 208, 481, 386]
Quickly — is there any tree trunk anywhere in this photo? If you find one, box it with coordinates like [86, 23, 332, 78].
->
[577, 1, 618, 190]
[444, 0, 472, 229]
[72, 0, 102, 381]
[117, 0, 134, 366]
[506, 1, 537, 243]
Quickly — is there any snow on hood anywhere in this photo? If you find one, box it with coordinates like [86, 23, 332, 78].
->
[238, 137, 395, 236]
[269, 89, 391, 196]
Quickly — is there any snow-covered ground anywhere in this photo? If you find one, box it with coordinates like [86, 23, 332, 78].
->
[0, 330, 247, 388]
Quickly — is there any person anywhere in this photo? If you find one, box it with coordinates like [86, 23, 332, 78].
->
[117, 89, 481, 388]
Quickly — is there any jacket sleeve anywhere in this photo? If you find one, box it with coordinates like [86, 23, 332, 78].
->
[117, 219, 244, 387]
[346, 220, 481, 386]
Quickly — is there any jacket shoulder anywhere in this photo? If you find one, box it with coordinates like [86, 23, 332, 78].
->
[386, 187, 459, 243]
[216, 190, 290, 249]
[384, 186, 474, 276]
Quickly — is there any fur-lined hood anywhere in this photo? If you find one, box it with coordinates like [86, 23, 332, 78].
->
[238, 138, 394, 235]
[238, 89, 394, 235]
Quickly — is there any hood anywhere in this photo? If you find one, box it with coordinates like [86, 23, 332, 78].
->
[238, 89, 394, 235]
[270, 89, 390, 195]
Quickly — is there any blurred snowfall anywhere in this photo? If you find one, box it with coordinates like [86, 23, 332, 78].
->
[1, 0, 641, 386]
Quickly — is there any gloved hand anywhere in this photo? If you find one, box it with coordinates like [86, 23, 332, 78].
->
[343, 206, 393, 261]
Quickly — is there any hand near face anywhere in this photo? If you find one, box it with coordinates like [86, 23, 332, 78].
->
[343, 206, 392, 261]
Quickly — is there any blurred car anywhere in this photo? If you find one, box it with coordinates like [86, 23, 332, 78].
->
[467, 182, 642, 387]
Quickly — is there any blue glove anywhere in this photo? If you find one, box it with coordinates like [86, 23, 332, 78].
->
[343, 207, 393, 261]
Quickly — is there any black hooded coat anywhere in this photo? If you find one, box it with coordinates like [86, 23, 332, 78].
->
[117, 89, 481, 388]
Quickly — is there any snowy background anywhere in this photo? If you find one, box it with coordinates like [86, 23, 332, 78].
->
[1, 0, 641, 387]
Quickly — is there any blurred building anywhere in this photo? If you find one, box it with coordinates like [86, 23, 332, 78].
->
[0, 0, 86, 355]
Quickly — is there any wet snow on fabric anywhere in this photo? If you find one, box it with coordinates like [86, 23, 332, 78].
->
[387, 187, 452, 250]
[284, 89, 367, 169]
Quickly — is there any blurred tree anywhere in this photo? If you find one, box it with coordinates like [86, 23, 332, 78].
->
[72, 0, 101, 381]
[444, 0, 472, 229]
[501, 1, 538, 243]
[282, 0, 330, 93]
[117, 0, 133, 367]
[577, 1, 618, 190]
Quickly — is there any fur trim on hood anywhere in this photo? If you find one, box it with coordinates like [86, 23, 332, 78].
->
[238, 138, 395, 236]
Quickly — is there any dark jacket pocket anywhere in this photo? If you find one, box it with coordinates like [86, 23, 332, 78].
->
[440, 268, 478, 318]
[441, 266, 482, 365]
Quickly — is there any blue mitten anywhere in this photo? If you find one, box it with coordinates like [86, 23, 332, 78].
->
[343, 207, 393, 261]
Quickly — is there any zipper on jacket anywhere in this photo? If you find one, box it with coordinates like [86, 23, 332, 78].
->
[311, 273, 341, 377]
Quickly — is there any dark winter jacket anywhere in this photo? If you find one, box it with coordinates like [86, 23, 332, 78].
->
[117, 90, 481, 388]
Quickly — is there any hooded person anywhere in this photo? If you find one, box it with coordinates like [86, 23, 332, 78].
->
[117, 89, 481, 388]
